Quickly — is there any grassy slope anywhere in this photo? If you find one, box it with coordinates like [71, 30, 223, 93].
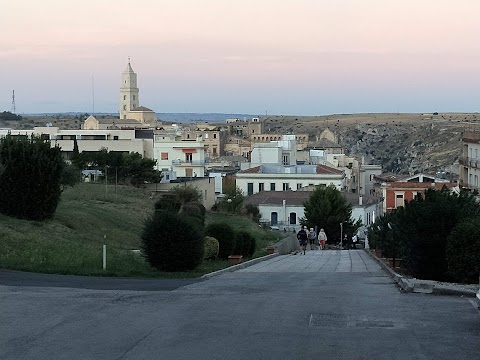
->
[0, 183, 279, 277]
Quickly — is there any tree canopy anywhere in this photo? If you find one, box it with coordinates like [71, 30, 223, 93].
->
[0, 135, 64, 220]
[301, 185, 361, 243]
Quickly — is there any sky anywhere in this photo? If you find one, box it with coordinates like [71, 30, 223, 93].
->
[1, 0, 480, 116]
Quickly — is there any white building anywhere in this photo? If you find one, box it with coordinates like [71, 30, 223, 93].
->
[459, 129, 480, 192]
[154, 133, 207, 178]
[243, 191, 378, 232]
[0, 127, 154, 160]
[249, 134, 297, 167]
[236, 164, 345, 196]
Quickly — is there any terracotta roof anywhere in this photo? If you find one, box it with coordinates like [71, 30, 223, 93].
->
[384, 182, 458, 189]
[240, 166, 261, 173]
[316, 164, 343, 175]
[131, 106, 154, 112]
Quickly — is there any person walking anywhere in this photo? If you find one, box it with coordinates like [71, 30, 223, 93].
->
[297, 226, 308, 255]
[318, 228, 327, 250]
[308, 227, 317, 250]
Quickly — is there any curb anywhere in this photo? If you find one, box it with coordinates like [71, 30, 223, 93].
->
[364, 249, 478, 297]
[201, 253, 280, 279]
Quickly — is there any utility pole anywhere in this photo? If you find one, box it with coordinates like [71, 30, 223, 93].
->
[11, 90, 15, 114]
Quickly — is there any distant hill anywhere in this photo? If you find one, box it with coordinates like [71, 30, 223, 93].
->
[19, 112, 257, 124]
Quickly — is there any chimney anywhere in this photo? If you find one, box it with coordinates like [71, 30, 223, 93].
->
[359, 195, 363, 206]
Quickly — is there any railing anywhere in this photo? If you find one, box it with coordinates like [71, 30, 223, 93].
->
[171, 159, 207, 166]
[458, 157, 480, 168]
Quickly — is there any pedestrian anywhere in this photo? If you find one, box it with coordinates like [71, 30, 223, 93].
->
[297, 226, 308, 255]
[308, 227, 317, 250]
[318, 228, 327, 250]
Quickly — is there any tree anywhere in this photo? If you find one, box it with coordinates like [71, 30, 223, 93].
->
[218, 179, 244, 213]
[446, 218, 480, 283]
[392, 187, 480, 280]
[301, 185, 361, 244]
[0, 135, 64, 220]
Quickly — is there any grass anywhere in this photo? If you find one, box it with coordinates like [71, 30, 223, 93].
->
[0, 183, 281, 278]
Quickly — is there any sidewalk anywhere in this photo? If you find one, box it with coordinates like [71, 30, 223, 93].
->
[365, 249, 480, 298]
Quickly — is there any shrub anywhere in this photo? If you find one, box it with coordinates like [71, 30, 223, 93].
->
[234, 231, 256, 258]
[0, 135, 64, 221]
[446, 218, 480, 283]
[205, 222, 236, 259]
[181, 202, 206, 226]
[141, 211, 205, 272]
[154, 196, 181, 213]
[204, 236, 219, 260]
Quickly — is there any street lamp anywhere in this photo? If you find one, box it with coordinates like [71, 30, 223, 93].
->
[388, 222, 396, 268]
[340, 222, 343, 249]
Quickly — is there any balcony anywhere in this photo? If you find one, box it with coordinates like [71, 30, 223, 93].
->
[172, 159, 207, 166]
[458, 157, 480, 169]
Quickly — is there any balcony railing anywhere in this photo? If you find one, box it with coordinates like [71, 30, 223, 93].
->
[172, 159, 207, 166]
[458, 157, 480, 168]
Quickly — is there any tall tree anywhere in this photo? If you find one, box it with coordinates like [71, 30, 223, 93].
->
[301, 185, 361, 243]
[0, 135, 64, 220]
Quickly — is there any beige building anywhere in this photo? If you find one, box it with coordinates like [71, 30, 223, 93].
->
[119, 60, 156, 124]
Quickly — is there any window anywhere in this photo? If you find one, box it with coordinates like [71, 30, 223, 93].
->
[270, 183, 276, 191]
[123, 105, 127, 110]
[161, 152, 168, 160]
[133, 95, 136, 100]
[114, 136, 119, 140]
[123, 95, 126, 100]
[271, 212, 278, 225]
[283, 155, 289, 165]
[205, 133, 209, 139]
[213, 133, 217, 139]
[259, 183, 264, 192]
[289, 212, 297, 224]
[185, 153, 193, 162]
[370, 174, 375, 181]
[247, 183, 254, 196]
[395, 193, 404, 208]
[187, 134, 190, 139]
[296, 183, 302, 190]
[213, 147, 217, 155]
[283, 183, 290, 191]
[185, 168, 193, 177]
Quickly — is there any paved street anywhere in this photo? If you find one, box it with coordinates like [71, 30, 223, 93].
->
[1, 250, 479, 360]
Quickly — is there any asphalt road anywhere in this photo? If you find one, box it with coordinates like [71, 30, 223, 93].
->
[1, 250, 479, 360]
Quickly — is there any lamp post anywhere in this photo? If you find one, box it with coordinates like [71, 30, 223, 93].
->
[388, 222, 396, 268]
[340, 222, 343, 249]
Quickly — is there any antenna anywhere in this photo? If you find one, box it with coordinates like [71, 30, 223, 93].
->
[92, 75, 95, 116]
[11, 90, 15, 114]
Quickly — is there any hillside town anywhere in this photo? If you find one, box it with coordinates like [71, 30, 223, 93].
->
[1, 60, 479, 236]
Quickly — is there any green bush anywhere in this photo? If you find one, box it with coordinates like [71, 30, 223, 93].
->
[141, 211, 205, 272]
[154, 196, 181, 213]
[233, 231, 256, 258]
[0, 135, 64, 221]
[205, 222, 236, 259]
[446, 218, 480, 283]
[181, 202, 206, 226]
[204, 236, 219, 260]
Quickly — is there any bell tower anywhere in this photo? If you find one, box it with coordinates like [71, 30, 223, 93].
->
[119, 58, 139, 119]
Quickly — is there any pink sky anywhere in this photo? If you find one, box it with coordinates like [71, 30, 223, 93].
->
[1, 0, 479, 115]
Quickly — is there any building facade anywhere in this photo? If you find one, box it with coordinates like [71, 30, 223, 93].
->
[459, 129, 480, 192]
[236, 164, 344, 196]
[154, 133, 207, 178]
